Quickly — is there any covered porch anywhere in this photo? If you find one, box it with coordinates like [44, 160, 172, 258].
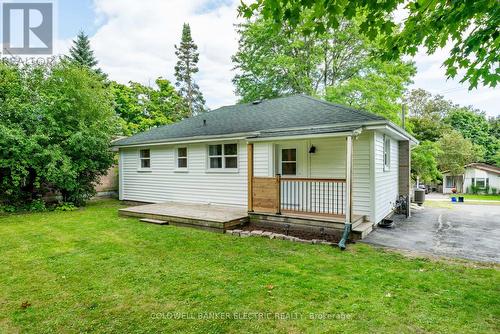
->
[246, 129, 375, 241]
[247, 131, 360, 219]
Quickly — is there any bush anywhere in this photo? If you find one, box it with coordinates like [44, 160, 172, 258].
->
[27, 199, 46, 212]
[0, 204, 17, 214]
[470, 185, 479, 194]
[0, 199, 46, 213]
[54, 202, 77, 212]
[0, 61, 117, 207]
[491, 187, 498, 195]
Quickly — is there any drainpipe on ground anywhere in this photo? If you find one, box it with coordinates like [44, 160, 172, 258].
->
[338, 223, 351, 250]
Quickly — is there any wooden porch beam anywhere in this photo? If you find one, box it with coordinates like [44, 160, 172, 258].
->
[247, 143, 254, 212]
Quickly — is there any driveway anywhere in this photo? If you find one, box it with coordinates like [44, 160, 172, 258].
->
[364, 203, 500, 263]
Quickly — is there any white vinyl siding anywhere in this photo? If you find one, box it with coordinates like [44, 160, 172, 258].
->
[253, 143, 274, 177]
[374, 132, 399, 223]
[118, 131, 402, 223]
[119, 141, 247, 207]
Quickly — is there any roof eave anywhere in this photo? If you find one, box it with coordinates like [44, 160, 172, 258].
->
[112, 120, 417, 148]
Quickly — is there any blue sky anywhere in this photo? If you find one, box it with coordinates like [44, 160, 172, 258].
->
[57, 0, 98, 38]
[46, 0, 500, 117]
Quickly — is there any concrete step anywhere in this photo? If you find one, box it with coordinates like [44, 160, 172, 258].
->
[139, 218, 169, 225]
[351, 215, 366, 229]
[351, 222, 373, 240]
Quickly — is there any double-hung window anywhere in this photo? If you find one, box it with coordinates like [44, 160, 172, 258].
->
[177, 147, 188, 169]
[208, 144, 238, 170]
[281, 148, 297, 175]
[139, 149, 151, 169]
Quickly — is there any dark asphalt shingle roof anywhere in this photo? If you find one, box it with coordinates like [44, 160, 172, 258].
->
[112, 95, 386, 146]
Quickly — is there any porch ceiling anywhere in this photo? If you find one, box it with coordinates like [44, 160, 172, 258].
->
[249, 125, 362, 140]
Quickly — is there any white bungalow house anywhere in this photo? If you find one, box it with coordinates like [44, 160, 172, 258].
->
[112, 95, 417, 239]
[442, 163, 500, 194]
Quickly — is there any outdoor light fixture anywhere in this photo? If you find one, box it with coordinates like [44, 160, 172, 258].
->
[309, 145, 316, 154]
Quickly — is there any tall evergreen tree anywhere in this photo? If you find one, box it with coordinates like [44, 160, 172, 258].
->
[174, 23, 206, 116]
[66, 31, 103, 75]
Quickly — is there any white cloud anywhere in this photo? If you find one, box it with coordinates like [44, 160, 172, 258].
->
[80, 0, 240, 109]
[55, 0, 499, 117]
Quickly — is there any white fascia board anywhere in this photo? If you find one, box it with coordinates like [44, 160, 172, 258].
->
[115, 134, 253, 148]
[365, 123, 418, 145]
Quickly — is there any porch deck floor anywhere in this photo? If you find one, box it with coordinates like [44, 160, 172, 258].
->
[119, 201, 370, 237]
[119, 202, 249, 232]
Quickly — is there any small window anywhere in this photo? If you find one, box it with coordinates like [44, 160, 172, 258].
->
[446, 176, 455, 188]
[140, 149, 151, 169]
[281, 148, 297, 175]
[383, 136, 391, 171]
[475, 178, 486, 189]
[177, 147, 188, 168]
[208, 143, 238, 169]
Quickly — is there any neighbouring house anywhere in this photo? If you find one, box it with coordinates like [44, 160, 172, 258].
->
[442, 163, 500, 194]
[94, 165, 119, 197]
[112, 95, 417, 238]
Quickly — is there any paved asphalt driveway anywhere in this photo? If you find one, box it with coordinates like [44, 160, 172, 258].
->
[364, 203, 500, 263]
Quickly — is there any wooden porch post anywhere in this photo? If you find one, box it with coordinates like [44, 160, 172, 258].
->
[276, 174, 281, 215]
[247, 143, 254, 212]
[345, 135, 353, 224]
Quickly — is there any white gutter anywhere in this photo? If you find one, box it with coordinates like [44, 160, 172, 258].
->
[114, 134, 254, 148]
[365, 123, 419, 145]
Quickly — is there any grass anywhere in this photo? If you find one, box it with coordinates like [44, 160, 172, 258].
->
[449, 194, 500, 201]
[0, 199, 499, 333]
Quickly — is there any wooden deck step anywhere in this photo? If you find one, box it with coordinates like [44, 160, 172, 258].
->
[139, 218, 169, 225]
[351, 222, 373, 240]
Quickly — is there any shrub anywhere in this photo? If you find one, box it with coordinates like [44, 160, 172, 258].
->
[470, 185, 479, 194]
[491, 187, 498, 195]
[0, 204, 17, 214]
[27, 199, 46, 212]
[0, 61, 117, 207]
[54, 202, 77, 212]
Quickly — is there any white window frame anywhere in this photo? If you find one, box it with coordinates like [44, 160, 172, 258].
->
[475, 178, 486, 189]
[281, 148, 297, 176]
[138, 149, 151, 171]
[446, 176, 456, 188]
[383, 135, 391, 171]
[175, 147, 188, 171]
[207, 143, 238, 172]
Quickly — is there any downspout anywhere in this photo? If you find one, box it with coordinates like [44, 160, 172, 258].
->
[339, 134, 354, 250]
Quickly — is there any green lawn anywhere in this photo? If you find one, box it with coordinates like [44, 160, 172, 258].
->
[449, 194, 500, 201]
[0, 200, 498, 333]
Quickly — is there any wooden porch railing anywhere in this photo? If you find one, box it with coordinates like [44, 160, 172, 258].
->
[250, 175, 346, 216]
[280, 177, 346, 216]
